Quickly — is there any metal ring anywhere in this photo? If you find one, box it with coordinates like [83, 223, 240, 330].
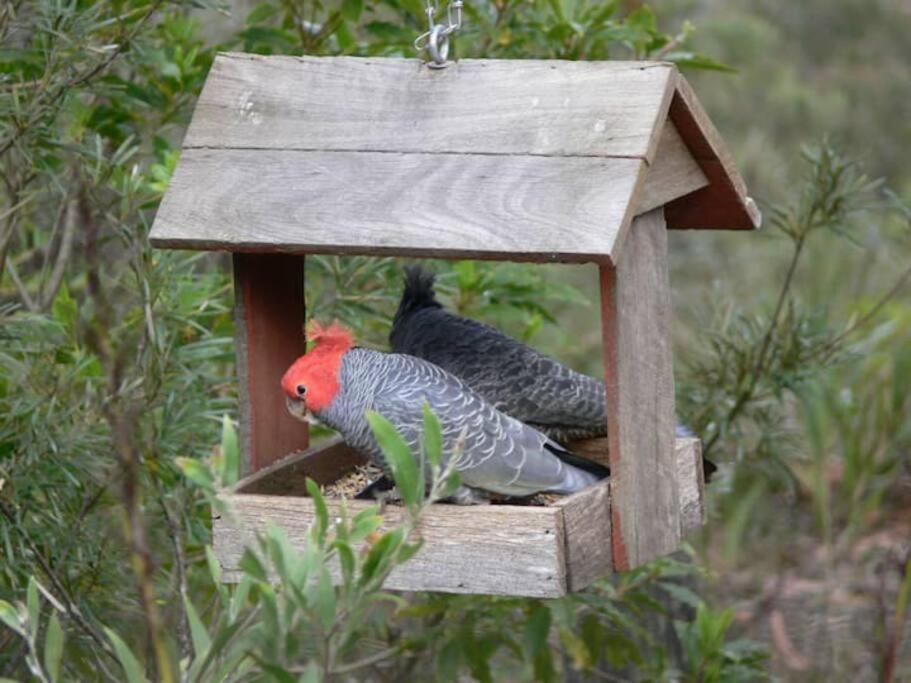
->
[427, 23, 449, 66]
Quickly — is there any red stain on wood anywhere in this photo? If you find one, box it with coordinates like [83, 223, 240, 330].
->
[665, 89, 757, 231]
[234, 253, 310, 473]
[599, 264, 631, 571]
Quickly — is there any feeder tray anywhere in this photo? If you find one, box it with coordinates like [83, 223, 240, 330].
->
[150, 54, 759, 597]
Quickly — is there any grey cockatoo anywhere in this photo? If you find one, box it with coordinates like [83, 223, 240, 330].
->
[389, 266, 715, 477]
[280, 321, 608, 503]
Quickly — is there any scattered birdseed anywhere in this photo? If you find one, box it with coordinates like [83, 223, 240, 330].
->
[321, 467, 562, 507]
[322, 464, 386, 499]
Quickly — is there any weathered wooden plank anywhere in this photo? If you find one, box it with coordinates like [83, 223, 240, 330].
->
[636, 120, 709, 216]
[184, 54, 675, 161]
[554, 480, 612, 591]
[215, 433, 705, 595]
[599, 207, 680, 570]
[152, 149, 643, 262]
[665, 77, 761, 231]
[235, 437, 366, 495]
[675, 437, 706, 533]
[214, 493, 568, 597]
[233, 253, 309, 474]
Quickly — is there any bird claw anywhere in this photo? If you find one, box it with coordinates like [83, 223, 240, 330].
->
[446, 485, 490, 506]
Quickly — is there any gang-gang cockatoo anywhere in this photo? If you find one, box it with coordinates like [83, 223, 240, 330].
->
[280, 321, 607, 503]
[389, 266, 713, 476]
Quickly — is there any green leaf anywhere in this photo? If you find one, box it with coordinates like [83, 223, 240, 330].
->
[220, 415, 240, 485]
[104, 627, 148, 683]
[523, 602, 551, 656]
[44, 613, 64, 682]
[296, 662, 321, 683]
[51, 284, 77, 331]
[238, 548, 267, 582]
[306, 479, 329, 541]
[230, 576, 252, 622]
[660, 581, 703, 609]
[175, 457, 215, 490]
[350, 508, 382, 543]
[246, 2, 278, 25]
[26, 577, 39, 634]
[313, 567, 337, 631]
[342, 0, 364, 22]
[366, 411, 421, 511]
[183, 595, 211, 658]
[0, 600, 23, 636]
[360, 528, 405, 586]
[205, 545, 222, 585]
[422, 403, 443, 470]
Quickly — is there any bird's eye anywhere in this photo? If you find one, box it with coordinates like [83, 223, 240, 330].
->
[296, 384, 307, 397]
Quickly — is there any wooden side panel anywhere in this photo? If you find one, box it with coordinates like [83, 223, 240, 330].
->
[675, 437, 706, 533]
[636, 120, 709, 216]
[214, 493, 568, 597]
[234, 253, 310, 474]
[152, 149, 643, 262]
[184, 54, 674, 161]
[554, 481, 612, 592]
[600, 208, 680, 570]
[665, 77, 762, 231]
[236, 437, 367, 495]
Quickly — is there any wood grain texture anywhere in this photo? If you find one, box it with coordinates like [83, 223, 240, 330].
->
[554, 480, 612, 591]
[236, 437, 367, 494]
[214, 434, 705, 595]
[675, 437, 706, 533]
[233, 253, 310, 474]
[151, 148, 643, 262]
[214, 492, 568, 597]
[636, 120, 709, 216]
[184, 54, 675, 161]
[665, 77, 762, 231]
[600, 208, 680, 570]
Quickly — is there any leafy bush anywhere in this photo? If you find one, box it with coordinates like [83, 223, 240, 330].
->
[2, 0, 909, 680]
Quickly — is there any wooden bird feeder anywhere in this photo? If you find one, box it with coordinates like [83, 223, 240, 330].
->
[150, 54, 760, 597]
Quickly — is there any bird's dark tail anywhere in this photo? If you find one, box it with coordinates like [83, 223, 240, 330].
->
[393, 265, 442, 327]
[544, 443, 610, 479]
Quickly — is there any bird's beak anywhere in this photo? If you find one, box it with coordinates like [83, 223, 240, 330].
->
[285, 397, 320, 426]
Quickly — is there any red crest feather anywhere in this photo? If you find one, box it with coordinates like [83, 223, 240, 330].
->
[306, 320, 354, 351]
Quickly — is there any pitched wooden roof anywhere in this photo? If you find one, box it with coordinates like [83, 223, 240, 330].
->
[150, 54, 759, 263]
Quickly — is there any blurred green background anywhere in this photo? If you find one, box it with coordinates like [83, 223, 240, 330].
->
[1, 0, 909, 680]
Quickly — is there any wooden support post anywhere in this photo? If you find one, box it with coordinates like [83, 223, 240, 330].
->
[233, 253, 309, 474]
[600, 207, 680, 570]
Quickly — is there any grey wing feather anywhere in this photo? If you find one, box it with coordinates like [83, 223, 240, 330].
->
[391, 306, 608, 442]
[371, 354, 600, 497]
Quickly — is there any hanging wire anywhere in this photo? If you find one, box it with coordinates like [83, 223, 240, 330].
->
[414, 0, 464, 68]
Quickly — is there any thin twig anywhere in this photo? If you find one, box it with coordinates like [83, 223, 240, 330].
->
[328, 646, 404, 675]
[38, 196, 78, 310]
[5, 255, 39, 311]
[156, 488, 193, 667]
[813, 261, 911, 360]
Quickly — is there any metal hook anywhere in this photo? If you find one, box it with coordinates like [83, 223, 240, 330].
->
[426, 24, 450, 67]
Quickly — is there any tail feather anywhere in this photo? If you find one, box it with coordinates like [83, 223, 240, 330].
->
[393, 265, 441, 326]
[544, 443, 610, 479]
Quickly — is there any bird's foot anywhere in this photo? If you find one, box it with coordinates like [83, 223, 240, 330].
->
[446, 485, 490, 506]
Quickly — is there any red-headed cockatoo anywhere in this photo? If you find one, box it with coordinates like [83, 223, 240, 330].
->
[280, 322, 607, 503]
